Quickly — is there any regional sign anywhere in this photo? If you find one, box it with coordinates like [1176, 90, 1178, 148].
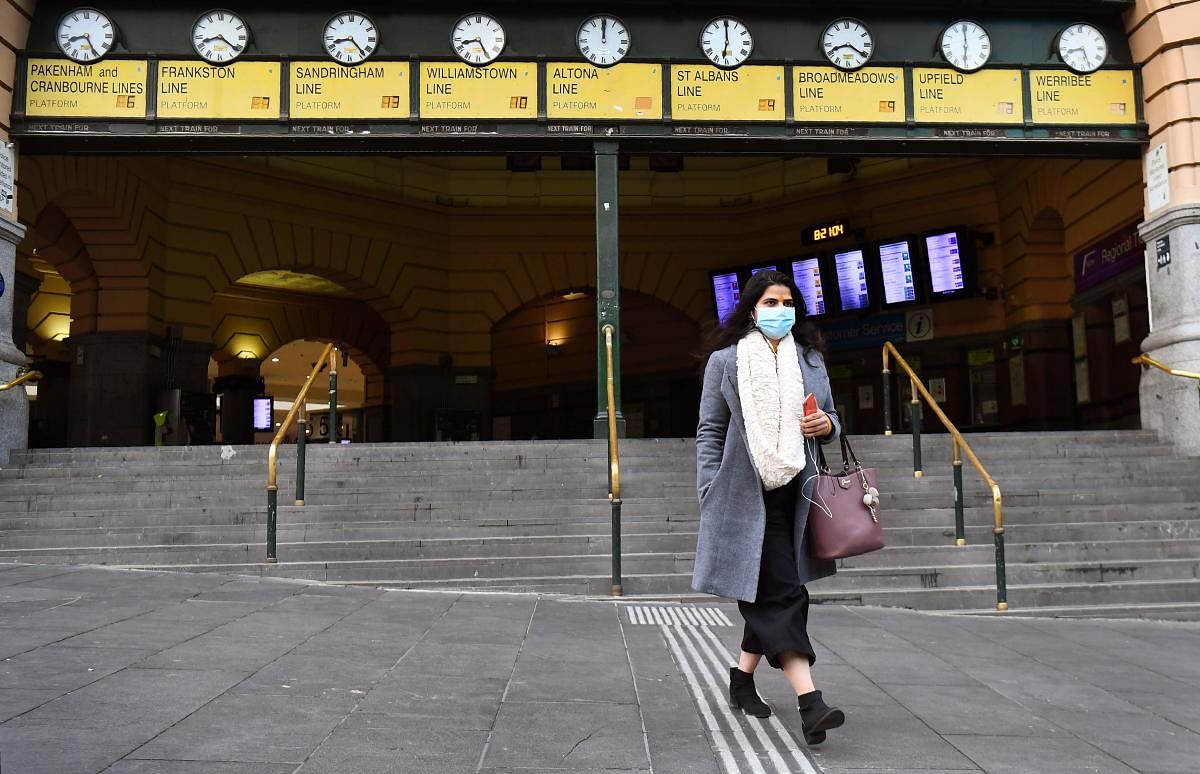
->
[913, 68, 1024, 124]
[546, 63, 661, 120]
[156, 61, 281, 119]
[290, 62, 410, 119]
[671, 65, 785, 122]
[1029, 70, 1136, 125]
[25, 58, 147, 118]
[793, 67, 905, 123]
[419, 62, 538, 119]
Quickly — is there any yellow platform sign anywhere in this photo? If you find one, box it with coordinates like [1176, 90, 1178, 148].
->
[157, 61, 281, 119]
[671, 65, 785, 122]
[793, 67, 905, 123]
[290, 62, 410, 119]
[1029, 70, 1136, 125]
[419, 62, 538, 119]
[546, 63, 662, 120]
[25, 58, 148, 118]
[913, 68, 1024, 124]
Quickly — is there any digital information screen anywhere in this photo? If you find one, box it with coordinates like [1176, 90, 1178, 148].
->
[750, 265, 778, 275]
[252, 397, 274, 432]
[925, 231, 966, 294]
[790, 257, 826, 316]
[834, 248, 870, 311]
[711, 271, 741, 323]
[878, 239, 917, 304]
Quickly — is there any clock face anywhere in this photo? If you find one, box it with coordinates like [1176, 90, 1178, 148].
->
[324, 11, 378, 64]
[700, 17, 753, 68]
[56, 7, 117, 63]
[822, 18, 873, 71]
[940, 20, 991, 72]
[1058, 23, 1108, 73]
[577, 15, 630, 66]
[452, 13, 506, 65]
[192, 9, 249, 65]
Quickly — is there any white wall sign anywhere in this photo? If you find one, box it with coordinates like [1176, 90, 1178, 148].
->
[928, 377, 947, 403]
[1146, 142, 1169, 213]
[1111, 295, 1131, 344]
[858, 384, 874, 410]
[0, 143, 14, 215]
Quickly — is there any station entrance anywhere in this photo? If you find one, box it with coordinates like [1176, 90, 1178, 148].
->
[17, 151, 1147, 446]
[4, 2, 1162, 448]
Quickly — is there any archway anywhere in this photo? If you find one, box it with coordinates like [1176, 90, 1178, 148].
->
[491, 289, 701, 439]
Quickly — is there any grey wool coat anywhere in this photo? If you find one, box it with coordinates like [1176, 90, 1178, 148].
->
[692, 339, 841, 602]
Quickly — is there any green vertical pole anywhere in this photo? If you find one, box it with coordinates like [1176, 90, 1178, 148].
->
[882, 369, 892, 435]
[593, 141, 624, 440]
[953, 442, 965, 546]
[328, 349, 339, 444]
[295, 414, 307, 506]
[911, 382, 923, 478]
[994, 527, 1008, 611]
[266, 487, 278, 563]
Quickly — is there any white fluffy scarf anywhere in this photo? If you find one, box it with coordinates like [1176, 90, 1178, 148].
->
[737, 331, 807, 491]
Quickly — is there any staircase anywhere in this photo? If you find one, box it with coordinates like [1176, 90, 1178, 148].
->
[1, 431, 1198, 618]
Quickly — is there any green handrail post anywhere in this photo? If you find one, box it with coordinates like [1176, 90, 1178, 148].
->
[994, 525, 1008, 611]
[953, 439, 966, 546]
[910, 379, 923, 478]
[882, 367, 892, 435]
[295, 411, 307, 506]
[267, 486, 278, 563]
[602, 324, 623, 597]
[328, 347, 339, 444]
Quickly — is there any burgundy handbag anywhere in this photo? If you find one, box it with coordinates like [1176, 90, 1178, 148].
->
[807, 435, 885, 560]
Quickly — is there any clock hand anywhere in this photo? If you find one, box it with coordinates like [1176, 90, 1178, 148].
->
[832, 42, 870, 58]
[601, 17, 607, 43]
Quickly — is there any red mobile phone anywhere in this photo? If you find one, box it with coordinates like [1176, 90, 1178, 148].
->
[803, 393, 818, 416]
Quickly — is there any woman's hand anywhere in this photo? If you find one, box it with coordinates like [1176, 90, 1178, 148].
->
[801, 409, 833, 439]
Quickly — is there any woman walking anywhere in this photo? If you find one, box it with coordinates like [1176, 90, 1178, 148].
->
[692, 269, 845, 745]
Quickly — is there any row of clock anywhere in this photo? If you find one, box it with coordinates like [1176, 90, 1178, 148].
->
[55, 8, 1112, 75]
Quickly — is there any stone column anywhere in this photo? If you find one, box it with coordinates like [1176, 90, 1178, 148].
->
[0, 215, 29, 461]
[1137, 208, 1200, 453]
[1126, 1, 1200, 453]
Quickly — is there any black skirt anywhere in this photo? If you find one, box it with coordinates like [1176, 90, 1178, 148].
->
[737, 476, 816, 670]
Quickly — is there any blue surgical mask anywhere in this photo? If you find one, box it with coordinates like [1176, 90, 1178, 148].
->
[755, 306, 796, 339]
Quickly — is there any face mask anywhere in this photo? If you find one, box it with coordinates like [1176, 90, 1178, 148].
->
[755, 306, 796, 339]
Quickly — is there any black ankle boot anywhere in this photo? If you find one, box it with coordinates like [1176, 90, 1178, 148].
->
[797, 690, 844, 745]
[728, 667, 772, 718]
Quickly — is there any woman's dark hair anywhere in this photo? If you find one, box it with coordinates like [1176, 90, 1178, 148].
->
[701, 269, 826, 365]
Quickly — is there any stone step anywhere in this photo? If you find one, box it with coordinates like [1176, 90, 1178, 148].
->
[0, 443, 1179, 482]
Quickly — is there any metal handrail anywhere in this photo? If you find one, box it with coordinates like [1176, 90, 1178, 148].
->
[882, 342, 1007, 612]
[266, 342, 335, 563]
[602, 324, 623, 597]
[1132, 354, 1200, 382]
[0, 369, 41, 392]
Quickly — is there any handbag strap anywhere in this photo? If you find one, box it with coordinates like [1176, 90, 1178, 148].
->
[816, 432, 863, 474]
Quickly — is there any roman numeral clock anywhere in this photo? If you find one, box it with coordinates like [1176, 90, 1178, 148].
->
[57, 7, 118, 63]
[192, 9, 249, 65]
[324, 11, 378, 65]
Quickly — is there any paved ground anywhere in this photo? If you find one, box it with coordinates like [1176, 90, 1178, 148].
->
[1, 563, 1198, 773]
